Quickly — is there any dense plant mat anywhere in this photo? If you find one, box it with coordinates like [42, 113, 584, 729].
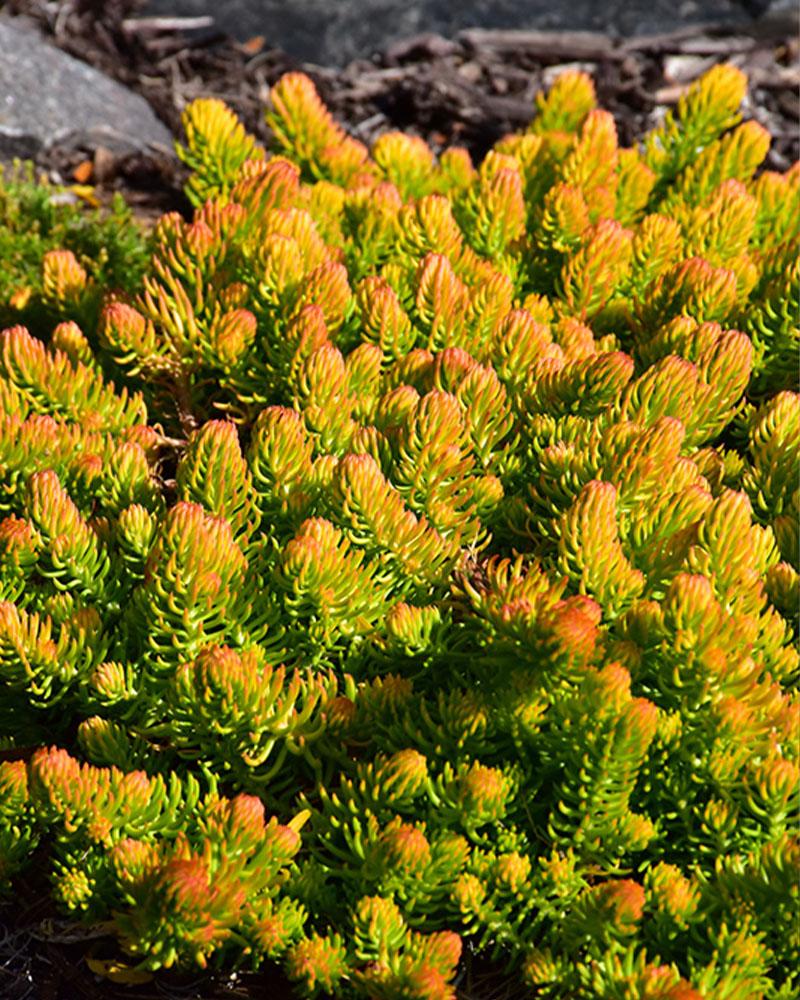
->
[0, 63, 798, 999]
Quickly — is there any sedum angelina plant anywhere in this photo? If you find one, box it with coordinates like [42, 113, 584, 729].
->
[0, 64, 798, 999]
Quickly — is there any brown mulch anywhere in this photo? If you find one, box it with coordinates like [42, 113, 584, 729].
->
[0, 2, 798, 998]
[2, 0, 798, 222]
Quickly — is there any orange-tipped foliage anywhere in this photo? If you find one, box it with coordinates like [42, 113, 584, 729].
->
[0, 61, 796, 1000]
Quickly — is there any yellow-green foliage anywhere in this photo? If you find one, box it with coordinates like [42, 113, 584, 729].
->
[0, 65, 797, 1000]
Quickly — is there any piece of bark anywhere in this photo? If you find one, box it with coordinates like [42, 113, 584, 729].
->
[459, 28, 618, 61]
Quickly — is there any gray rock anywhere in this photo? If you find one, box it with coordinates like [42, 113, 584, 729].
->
[0, 16, 173, 159]
[143, 0, 787, 65]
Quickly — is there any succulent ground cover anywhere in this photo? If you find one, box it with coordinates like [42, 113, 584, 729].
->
[0, 62, 798, 999]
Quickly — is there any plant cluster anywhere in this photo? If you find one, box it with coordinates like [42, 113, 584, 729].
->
[0, 162, 149, 333]
[0, 64, 797, 998]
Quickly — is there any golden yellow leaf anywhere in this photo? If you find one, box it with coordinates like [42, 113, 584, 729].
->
[70, 184, 101, 208]
[288, 808, 311, 833]
[86, 955, 154, 985]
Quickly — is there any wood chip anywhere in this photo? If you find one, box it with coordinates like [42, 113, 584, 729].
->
[71, 159, 93, 183]
[458, 28, 617, 60]
[663, 53, 716, 82]
[92, 145, 117, 184]
[654, 84, 690, 103]
[384, 32, 460, 61]
[121, 16, 215, 34]
[240, 35, 265, 55]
